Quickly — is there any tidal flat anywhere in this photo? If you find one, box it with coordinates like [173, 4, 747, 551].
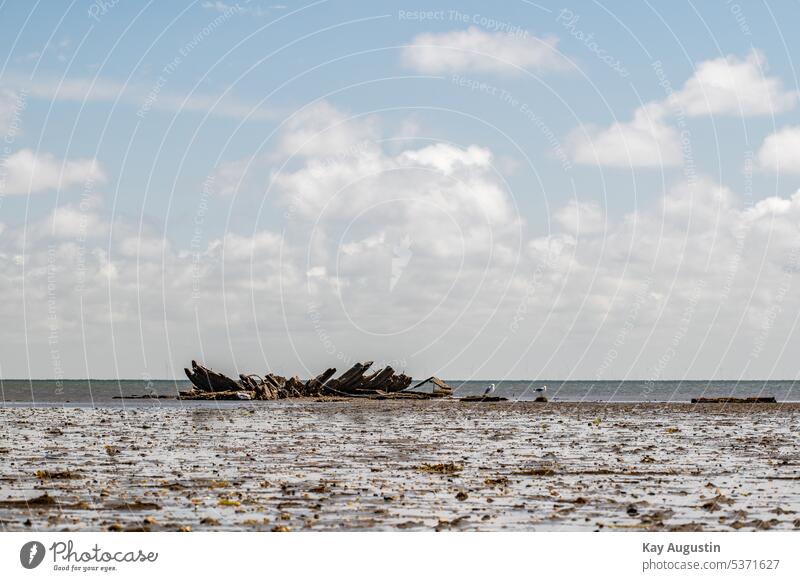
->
[0, 401, 798, 531]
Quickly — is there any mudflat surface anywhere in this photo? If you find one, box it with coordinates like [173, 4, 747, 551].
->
[0, 401, 798, 531]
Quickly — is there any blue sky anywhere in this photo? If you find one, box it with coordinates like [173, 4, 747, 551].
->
[4, 0, 799, 233]
[3, 0, 800, 380]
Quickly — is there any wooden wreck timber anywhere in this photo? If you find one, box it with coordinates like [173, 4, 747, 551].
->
[181, 360, 445, 400]
[183, 360, 242, 393]
[691, 396, 777, 404]
[460, 395, 508, 402]
[412, 376, 453, 397]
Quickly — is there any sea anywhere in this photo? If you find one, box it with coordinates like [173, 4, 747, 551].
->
[0, 379, 797, 404]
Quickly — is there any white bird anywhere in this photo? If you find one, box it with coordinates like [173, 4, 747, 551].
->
[534, 385, 547, 393]
[483, 383, 496, 396]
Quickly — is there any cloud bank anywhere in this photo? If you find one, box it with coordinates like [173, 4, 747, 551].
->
[5, 101, 800, 381]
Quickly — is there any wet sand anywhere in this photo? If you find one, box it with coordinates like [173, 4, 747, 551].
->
[0, 401, 798, 531]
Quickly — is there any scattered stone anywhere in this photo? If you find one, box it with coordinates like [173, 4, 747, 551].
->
[416, 462, 463, 474]
[34, 469, 82, 480]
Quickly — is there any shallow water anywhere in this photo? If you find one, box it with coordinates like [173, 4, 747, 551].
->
[0, 401, 798, 531]
[1, 378, 798, 403]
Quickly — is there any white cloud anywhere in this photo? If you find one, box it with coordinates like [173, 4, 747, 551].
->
[401, 27, 569, 75]
[277, 100, 380, 159]
[209, 101, 382, 195]
[215, 230, 283, 261]
[670, 49, 797, 116]
[0, 149, 106, 195]
[554, 200, 606, 235]
[756, 125, 800, 174]
[1, 73, 279, 122]
[0, 195, 107, 249]
[568, 49, 795, 168]
[273, 133, 515, 229]
[212, 156, 256, 196]
[201, 1, 238, 12]
[569, 102, 682, 167]
[0, 89, 19, 134]
[397, 143, 492, 174]
[45, 201, 108, 240]
[201, 1, 277, 17]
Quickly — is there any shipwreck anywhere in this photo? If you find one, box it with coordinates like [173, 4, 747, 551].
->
[182, 360, 454, 400]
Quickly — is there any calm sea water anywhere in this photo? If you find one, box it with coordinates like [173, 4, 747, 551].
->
[0, 379, 797, 404]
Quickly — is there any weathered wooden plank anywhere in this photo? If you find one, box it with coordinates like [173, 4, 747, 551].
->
[184, 360, 242, 392]
[305, 367, 337, 393]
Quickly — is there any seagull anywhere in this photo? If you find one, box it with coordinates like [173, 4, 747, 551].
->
[483, 383, 496, 396]
[534, 385, 547, 393]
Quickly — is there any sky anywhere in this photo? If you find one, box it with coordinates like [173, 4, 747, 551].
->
[2, 0, 800, 381]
